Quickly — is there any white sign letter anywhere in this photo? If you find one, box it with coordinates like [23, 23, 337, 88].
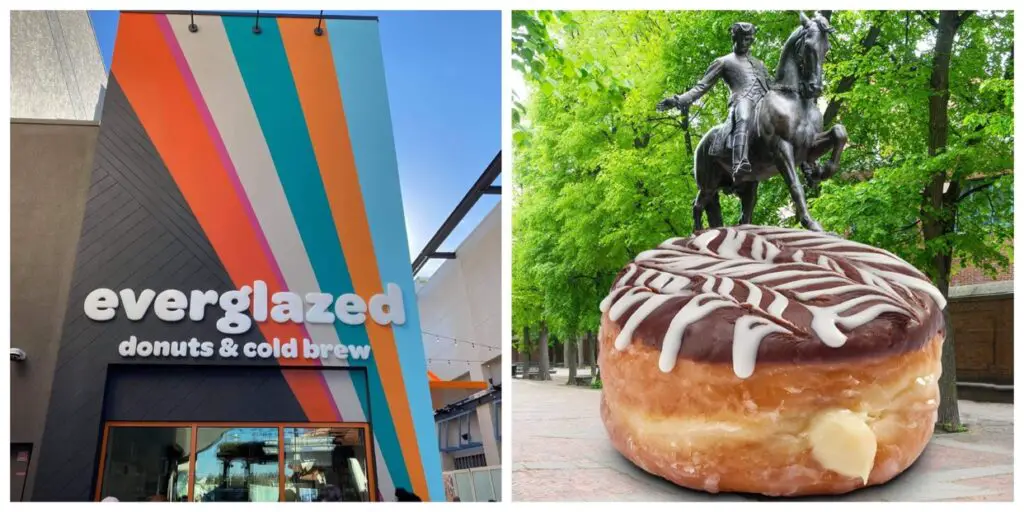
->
[369, 283, 405, 326]
[154, 290, 188, 321]
[335, 294, 367, 325]
[85, 288, 119, 321]
[119, 289, 156, 321]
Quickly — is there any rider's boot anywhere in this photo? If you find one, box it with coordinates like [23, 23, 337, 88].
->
[731, 128, 754, 182]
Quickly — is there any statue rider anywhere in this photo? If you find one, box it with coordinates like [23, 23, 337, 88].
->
[658, 22, 770, 182]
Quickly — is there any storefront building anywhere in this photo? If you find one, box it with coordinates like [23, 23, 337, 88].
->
[23, 11, 443, 502]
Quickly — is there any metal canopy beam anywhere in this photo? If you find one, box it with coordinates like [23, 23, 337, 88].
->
[412, 151, 501, 275]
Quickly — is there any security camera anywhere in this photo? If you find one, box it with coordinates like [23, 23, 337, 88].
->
[10, 348, 26, 362]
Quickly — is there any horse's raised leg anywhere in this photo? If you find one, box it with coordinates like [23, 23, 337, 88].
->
[810, 124, 848, 181]
[774, 139, 823, 232]
[736, 181, 758, 225]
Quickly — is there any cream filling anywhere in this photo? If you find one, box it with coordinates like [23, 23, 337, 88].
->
[806, 409, 876, 483]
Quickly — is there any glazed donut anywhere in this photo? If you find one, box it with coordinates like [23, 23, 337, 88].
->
[598, 225, 946, 497]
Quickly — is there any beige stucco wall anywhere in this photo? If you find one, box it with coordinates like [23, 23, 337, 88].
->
[10, 120, 98, 500]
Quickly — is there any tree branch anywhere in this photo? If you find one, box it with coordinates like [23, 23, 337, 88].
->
[916, 11, 939, 29]
[823, 23, 882, 126]
[957, 10, 975, 28]
[900, 219, 922, 231]
[665, 218, 682, 236]
[955, 181, 996, 203]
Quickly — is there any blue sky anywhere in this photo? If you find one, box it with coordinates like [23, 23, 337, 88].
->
[88, 11, 500, 278]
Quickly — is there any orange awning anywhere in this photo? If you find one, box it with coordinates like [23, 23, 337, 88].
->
[427, 372, 488, 409]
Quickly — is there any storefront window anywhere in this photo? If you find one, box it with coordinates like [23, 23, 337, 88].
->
[282, 427, 370, 502]
[97, 426, 192, 502]
[192, 427, 280, 502]
[96, 422, 372, 502]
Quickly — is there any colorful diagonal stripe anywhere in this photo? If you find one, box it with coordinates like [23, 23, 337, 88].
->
[109, 11, 443, 500]
[327, 18, 444, 500]
[111, 13, 339, 422]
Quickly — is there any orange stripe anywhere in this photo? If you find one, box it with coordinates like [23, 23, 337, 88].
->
[111, 13, 337, 422]
[277, 18, 428, 497]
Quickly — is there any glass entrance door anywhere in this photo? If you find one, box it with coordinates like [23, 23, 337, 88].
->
[95, 422, 373, 502]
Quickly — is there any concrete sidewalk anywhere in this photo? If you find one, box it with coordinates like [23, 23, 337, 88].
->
[511, 378, 1014, 502]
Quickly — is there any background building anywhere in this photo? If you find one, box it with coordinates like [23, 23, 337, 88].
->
[10, 11, 107, 121]
[416, 198, 501, 500]
[9, 10, 107, 501]
[948, 253, 1013, 397]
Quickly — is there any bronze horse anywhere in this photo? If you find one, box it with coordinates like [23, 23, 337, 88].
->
[686, 13, 847, 232]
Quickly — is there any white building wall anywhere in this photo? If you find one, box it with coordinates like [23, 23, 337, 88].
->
[417, 202, 501, 468]
[418, 203, 501, 383]
[10, 11, 107, 121]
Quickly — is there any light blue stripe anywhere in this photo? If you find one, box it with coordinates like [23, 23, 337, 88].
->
[222, 16, 413, 495]
[327, 18, 444, 500]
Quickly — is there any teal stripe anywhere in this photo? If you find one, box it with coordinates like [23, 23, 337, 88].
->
[221, 17, 412, 495]
[327, 19, 444, 500]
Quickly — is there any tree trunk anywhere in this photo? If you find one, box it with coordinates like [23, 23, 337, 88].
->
[537, 322, 551, 381]
[589, 331, 598, 377]
[566, 335, 578, 385]
[522, 326, 531, 364]
[562, 336, 570, 368]
[921, 10, 972, 432]
[577, 333, 587, 370]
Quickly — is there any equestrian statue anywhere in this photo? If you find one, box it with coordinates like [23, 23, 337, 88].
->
[657, 12, 848, 232]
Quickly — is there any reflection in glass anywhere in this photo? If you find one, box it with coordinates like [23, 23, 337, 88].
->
[98, 426, 192, 502]
[282, 427, 370, 502]
[193, 428, 279, 502]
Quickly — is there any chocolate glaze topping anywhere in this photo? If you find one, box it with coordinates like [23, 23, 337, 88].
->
[598, 226, 945, 377]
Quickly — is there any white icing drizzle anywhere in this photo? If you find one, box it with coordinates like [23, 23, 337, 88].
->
[743, 281, 763, 309]
[601, 226, 946, 379]
[614, 294, 674, 350]
[617, 264, 638, 287]
[733, 316, 792, 378]
[648, 272, 673, 289]
[609, 288, 654, 321]
[660, 294, 736, 372]
[767, 291, 789, 317]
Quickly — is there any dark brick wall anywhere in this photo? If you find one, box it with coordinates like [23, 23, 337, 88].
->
[949, 296, 1014, 385]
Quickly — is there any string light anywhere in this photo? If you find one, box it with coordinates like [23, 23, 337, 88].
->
[421, 330, 500, 352]
[428, 357, 493, 365]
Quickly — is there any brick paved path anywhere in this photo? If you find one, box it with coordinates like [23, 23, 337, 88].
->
[511, 378, 1013, 502]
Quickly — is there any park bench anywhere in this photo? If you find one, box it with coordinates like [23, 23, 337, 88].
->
[512, 362, 557, 379]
